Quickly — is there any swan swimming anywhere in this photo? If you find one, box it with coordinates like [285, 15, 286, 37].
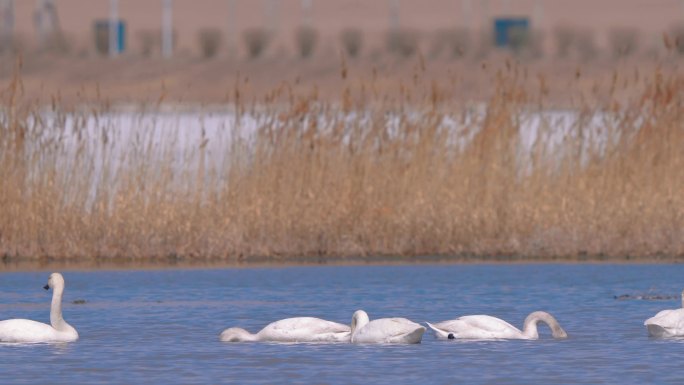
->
[0, 273, 79, 343]
[644, 289, 684, 338]
[220, 317, 351, 343]
[350, 310, 425, 344]
[427, 311, 568, 340]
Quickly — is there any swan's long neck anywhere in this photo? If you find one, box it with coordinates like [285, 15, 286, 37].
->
[243, 331, 260, 342]
[522, 311, 567, 339]
[50, 283, 74, 333]
[521, 315, 540, 339]
[680, 290, 684, 308]
[220, 328, 258, 342]
[351, 310, 370, 337]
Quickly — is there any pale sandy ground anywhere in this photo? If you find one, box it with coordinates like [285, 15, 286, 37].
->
[8, 0, 684, 53]
[1, 43, 681, 107]
[0, 0, 683, 104]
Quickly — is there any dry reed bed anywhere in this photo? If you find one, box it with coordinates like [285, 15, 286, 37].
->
[0, 65, 682, 263]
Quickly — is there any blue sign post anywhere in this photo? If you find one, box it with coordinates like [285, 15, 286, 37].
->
[94, 20, 126, 55]
[494, 18, 528, 47]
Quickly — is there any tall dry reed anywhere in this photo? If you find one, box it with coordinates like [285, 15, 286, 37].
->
[0, 61, 682, 263]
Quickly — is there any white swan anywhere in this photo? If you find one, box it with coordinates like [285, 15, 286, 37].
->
[220, 317, 351, 343]
[350, 310, 425, 344]
[0, 273, 79, 343]
[644, 289, 684, 338]
[427, 311, 568, 340]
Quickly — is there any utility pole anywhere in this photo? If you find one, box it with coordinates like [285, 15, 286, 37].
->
[162, 0, 173, 58]
[534, 0, 543, 29]
[461, 0, 472, 29]
[501, 0, 511, 15]
[36, 0, 50, 45]
[389, 0, 400, 30]
[301, 0, 312, 27]
[109, 0, 118, 57]
[480, 0, 489, 29]
[226, 0, 235, 55]
[0, 0, 13, 48]
[264, 0, 278, 33]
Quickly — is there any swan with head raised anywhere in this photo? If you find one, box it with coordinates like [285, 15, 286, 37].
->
[427, 311, 568, 340]
[220, 317, 351, 343]
[0, 273, 79, 343]
[350, 310, 425, 344]
[644, 289, 684, 338]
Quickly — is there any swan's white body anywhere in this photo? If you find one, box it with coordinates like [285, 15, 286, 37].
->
[220, 317, 351, 343]
[350, 310, 425, 344]
[0, 273, 79, 343]
[427, 311, 568, 340]
[644, 290, 684, 338]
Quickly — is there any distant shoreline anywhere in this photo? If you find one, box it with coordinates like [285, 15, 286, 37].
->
[2, 254, 683, 272]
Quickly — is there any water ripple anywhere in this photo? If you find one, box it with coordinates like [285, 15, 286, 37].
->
[2, 264, 684, 384]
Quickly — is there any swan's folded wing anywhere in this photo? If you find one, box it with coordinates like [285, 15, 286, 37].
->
[388, 318, 423, 333]
[431, 319, 469, 331]
[645, 309, 678, 324]
[356, 318, 424, 343]
[309, 319, 351, 334]
[433, 316, 508, 332]
[371, 318, 424, 338]
[460, 315, 518, 331]
[645, 309, 681, 326]
[265, 317, 350, 342]
[0, 319, 56, 343]
[432, 315, 520, 339]
[644, 308, 684, 336]
[271, 317, 349, 332]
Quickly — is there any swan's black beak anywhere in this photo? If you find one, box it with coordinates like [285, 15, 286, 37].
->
[447, 333, 455, 340]
[43, 284, 50, 290]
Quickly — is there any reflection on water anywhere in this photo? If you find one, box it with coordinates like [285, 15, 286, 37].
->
[1, 264, 684, 384]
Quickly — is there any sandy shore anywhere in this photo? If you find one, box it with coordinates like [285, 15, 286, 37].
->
[2, 52, 680, 106]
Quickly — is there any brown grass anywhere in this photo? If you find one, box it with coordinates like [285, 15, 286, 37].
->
[0, 58, 683, 264]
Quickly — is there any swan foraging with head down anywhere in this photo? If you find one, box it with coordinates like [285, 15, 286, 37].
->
[427, 311, 568, 340]
[220, 317, 351, 343]
[0, 273, 79, 343]
[644, 289, 684, 338]
[350, 310, 425, 344]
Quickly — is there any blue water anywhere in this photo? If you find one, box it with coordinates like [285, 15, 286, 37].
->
[1, 264, 683, 384]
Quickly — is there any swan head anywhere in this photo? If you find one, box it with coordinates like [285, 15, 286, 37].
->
[550, 324, 568, 339]
[351, 310, 370, 334]
[44, 272, 65, 291]
[220, 327, 257, 342]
